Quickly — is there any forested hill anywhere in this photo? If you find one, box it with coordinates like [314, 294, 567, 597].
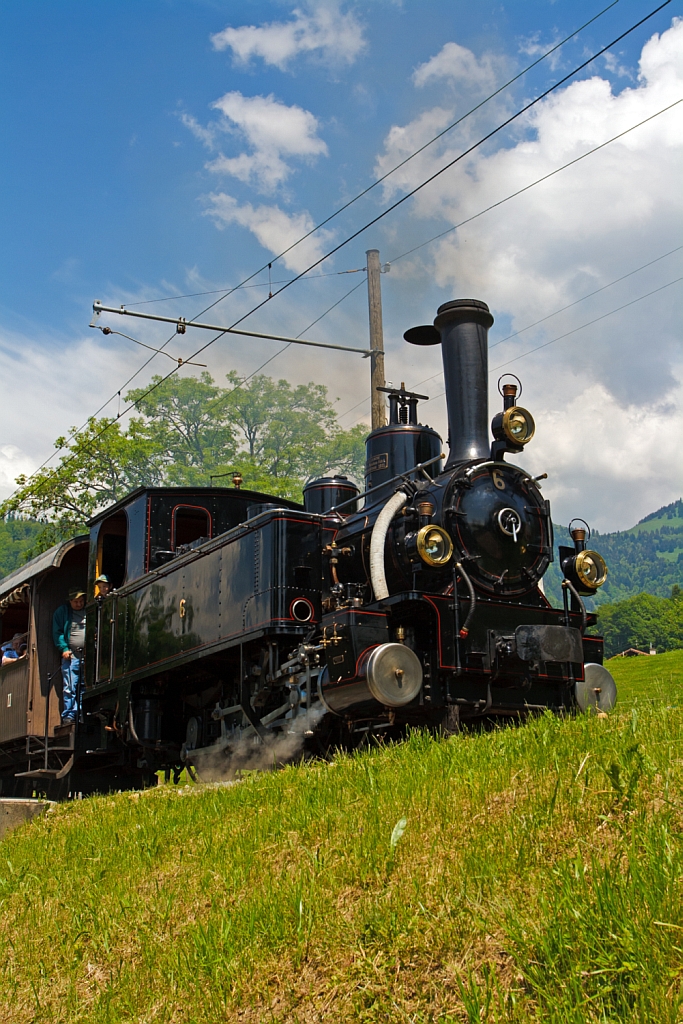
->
[0, 518, 42, 579]
[544, 498, 683, 607]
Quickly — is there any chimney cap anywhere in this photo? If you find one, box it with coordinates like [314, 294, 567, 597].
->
[435, 298, 494, 329]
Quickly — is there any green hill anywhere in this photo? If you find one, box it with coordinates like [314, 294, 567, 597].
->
[0, 517, 42, 579]
[544, 498, 683, 608]
[1, 652, 681, 1023]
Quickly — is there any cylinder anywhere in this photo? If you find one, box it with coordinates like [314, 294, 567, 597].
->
[433, 299, 494, 468]
[133, 699, 163, 743]
[319, 642, 423, 715]
[303, 476, 359, 515]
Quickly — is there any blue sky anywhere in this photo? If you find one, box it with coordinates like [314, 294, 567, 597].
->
[1, 0, 681, 530]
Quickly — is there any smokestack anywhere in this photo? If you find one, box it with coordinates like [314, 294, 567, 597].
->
[404, 299, 494, 469]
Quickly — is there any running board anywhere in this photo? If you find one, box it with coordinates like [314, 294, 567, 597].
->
[15, 755, 74, 780]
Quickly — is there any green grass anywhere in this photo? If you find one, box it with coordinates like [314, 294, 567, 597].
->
[1, 657, 682, 1023]
[608, 648, 683, 706]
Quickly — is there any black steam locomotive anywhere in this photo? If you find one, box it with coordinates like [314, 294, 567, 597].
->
[0, 298, 615, 798]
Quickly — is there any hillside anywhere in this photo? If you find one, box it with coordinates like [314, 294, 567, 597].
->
[0, 518, 42, 579]
[544, 498, 683, 608]
[1, 652, 681, 1023]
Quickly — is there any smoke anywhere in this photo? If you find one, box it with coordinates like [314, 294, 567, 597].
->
[189, 706, 327, 782]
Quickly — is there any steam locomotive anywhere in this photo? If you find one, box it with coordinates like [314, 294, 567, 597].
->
[0, 298, 615, 798]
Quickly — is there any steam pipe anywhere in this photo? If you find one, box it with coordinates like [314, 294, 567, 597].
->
[455, 562, 477, 638]
[369, 489, 410, 600]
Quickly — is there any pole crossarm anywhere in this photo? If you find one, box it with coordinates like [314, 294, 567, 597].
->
[91, 302, 372, 357]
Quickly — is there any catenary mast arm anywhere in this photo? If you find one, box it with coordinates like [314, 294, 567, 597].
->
[91, 302, 371, 357]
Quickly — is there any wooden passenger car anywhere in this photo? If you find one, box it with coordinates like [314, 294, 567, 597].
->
[0, 536, 88, 795]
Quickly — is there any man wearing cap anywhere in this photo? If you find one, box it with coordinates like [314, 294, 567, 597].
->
[1, 633, 27, 666]
[52, 589, 86, 725]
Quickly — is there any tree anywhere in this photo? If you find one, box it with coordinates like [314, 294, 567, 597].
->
[126, 373, 237, 485]
[0, 418, 165, 552]
[0, 370, 369, 555]
[595, 592, 683, 657]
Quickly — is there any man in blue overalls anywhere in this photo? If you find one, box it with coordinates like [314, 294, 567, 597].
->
[52, 588, 86, 725]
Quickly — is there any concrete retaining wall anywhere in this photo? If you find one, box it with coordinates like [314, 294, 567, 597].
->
[0, 797, 54, 840]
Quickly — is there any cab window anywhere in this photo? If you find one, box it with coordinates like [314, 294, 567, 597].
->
[97, 511, 127, 589]
[172, 506, 211, 550]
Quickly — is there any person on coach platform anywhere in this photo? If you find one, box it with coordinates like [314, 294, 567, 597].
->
[52, 588, 86, 725]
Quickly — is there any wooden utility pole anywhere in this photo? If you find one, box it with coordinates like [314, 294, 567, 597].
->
[366, 248, 386, 429]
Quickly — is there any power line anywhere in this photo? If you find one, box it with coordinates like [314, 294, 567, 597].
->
[387, 98, 682, 268]
[488, 275, 683, 374]
[106, 0, 625, 327]
[2, 1, 670, 509]
[188, 0, 622, 307]
[199, 276, 368, 420]
[57, 1, 618, 456]
[98, 2, 675, 387]
[125, 267, 366, 306]
[421, 275, 683, 404]
[404, 243, 683, 394]
[489, 244, 683, 350]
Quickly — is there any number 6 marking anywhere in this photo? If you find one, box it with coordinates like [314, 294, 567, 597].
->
[492, 470, 506, 490]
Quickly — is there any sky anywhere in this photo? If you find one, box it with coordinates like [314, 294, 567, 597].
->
[0, 0, 681, 532]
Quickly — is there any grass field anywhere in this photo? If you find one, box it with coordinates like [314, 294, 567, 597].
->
[1, 652, 682, 1023]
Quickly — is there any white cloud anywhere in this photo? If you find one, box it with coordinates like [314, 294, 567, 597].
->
[205, 194, 334, 273]
[375, 18, 683, 530]
[182, 92, 328, 193]
[180, 112, 218, 150]
[210, 1, 365, 70]
[413, 41, 503, 92]
[203, 91, 327, 191]
[0, 445, 35, 497]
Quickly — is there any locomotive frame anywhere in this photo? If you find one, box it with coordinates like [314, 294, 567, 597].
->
[0, 297, 615, 799]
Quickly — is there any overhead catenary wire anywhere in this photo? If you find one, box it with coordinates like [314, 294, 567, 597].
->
[125, 268, 367, 307]
[187, 0, 624, 312]
[198, 277, 369, 421]
[405, 244, 683, 394]
[417, 275, 683, 404]
[93, 3, 677, 393]
[10, 2, 657, 471]
[386, 98, 683, 269]
[3, 0, 671, 507]
[335, 97, 683, 416]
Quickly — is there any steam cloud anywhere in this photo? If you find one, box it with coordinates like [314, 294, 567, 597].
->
[189, 706, 326, 782]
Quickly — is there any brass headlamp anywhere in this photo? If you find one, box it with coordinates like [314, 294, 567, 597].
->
[560, 520, 608, 594]
[415, 525, 453, 567]
[573, 549, 608, 589]
[500, 405, 535, 445]
[491, 378, 535, 457]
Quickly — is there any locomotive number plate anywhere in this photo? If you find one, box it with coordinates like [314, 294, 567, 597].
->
[366, 452, 389, 473]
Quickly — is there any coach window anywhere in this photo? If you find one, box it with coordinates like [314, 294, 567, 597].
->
[172, 506, 212, 550]
[97, 511, 127, 589]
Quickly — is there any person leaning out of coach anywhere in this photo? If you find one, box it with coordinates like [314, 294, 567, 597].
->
[52, 588, 86, 726]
